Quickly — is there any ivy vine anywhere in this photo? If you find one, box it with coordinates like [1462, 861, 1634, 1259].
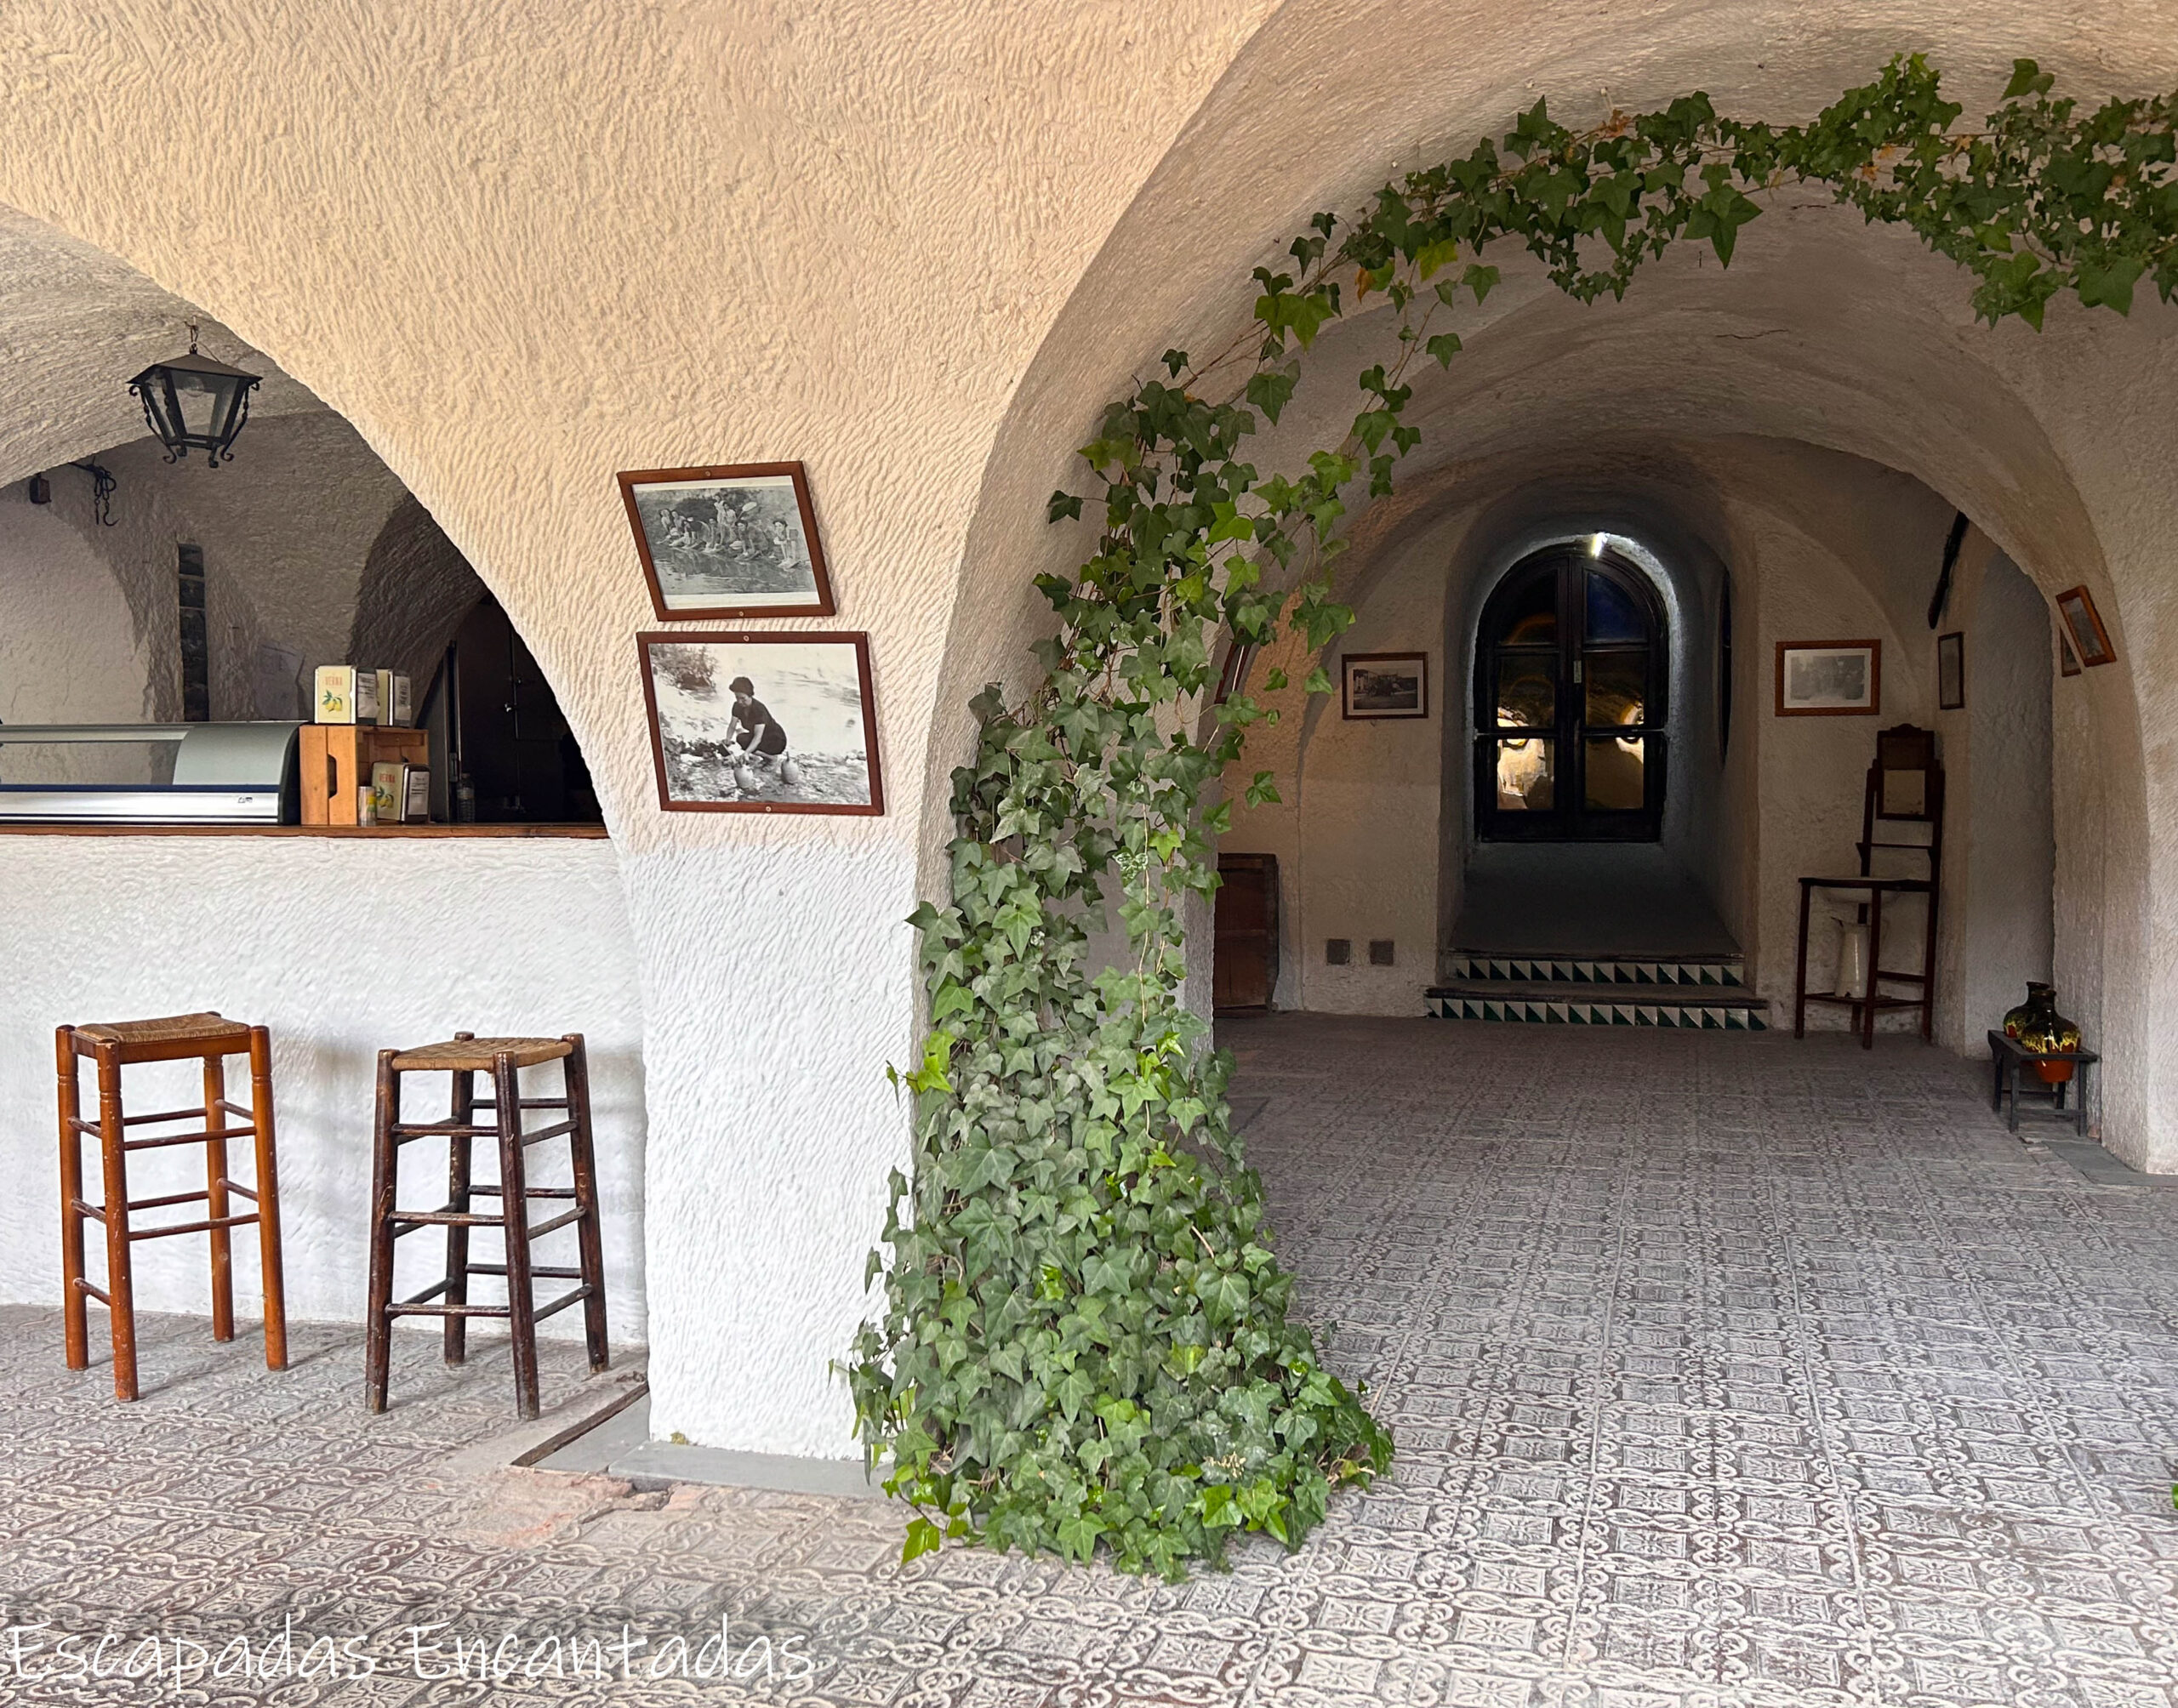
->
[846, 55, 2178, 1577]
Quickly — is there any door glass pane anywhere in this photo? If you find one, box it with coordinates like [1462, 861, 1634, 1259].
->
[1583, 652, 1645, 727]
[1496, 737, 1554, 810]
[1584, 735, 1645, 810]
[1586, 571, 1645, 644]
[1498, 574, 1557, 645]
[1496, 654, 1555, 729]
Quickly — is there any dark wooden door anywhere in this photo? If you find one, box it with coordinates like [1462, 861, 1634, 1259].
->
[1214, 853, 1280, 1013]
[436, 596, 602, 823]
[1474, 545, 1668, 842]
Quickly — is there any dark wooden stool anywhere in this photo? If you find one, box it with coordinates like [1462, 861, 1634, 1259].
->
[56, 1012, 288, 1401]
[1987, 1029, 2100, 1136]
[365, 1032, 608, 1419]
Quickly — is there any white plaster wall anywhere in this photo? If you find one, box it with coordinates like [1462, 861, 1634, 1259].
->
[1747, 508, 1930, 1022]
[1934, 547, 2057, 1054]
[1294, 567, 1443, 1014]
[0, 837, 647, 1343]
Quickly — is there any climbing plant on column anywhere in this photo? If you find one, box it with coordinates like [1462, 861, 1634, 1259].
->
[847, 54, 2178, 1575]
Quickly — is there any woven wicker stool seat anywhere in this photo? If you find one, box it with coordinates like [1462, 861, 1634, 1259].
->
[56, 1011, 288, 1401]
[365, 1031, 607, 1419]
[389, 1037, 573, 1072]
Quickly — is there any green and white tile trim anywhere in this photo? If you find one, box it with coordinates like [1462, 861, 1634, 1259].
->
[1427, 991, 1770, 1029]
[1442, 954, 1745, 988]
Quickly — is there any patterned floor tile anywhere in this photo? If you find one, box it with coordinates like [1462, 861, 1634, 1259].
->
[4, 1017, 2178, 1704]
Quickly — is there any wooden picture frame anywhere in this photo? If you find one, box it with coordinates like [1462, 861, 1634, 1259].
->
[1775, 640, 1881, 717]
[1341, 652, 1428, 720]
[2054, 585, 2117, 668]
[1937, 630, 1965, 711]
[637, 630, 882, 815]
[619, 462, 836, 621]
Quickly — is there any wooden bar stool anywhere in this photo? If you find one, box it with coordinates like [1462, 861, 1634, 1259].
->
[55, 1012, 288, 1401]
[364, 1032, 608, 1419]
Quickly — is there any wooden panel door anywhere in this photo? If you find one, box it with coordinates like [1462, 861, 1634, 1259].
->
[1214, 853, 1280, 1013]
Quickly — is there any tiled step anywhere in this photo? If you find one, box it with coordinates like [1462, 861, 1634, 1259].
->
[1427, 980, 1770, 1030]
[1442, 952, 1745, 988]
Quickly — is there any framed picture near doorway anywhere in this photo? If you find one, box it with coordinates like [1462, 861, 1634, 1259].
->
[1342, 652, 1428, 720]
[2053, 585, 2117, 668]
[637, 630, 882, 815]
[1937, 631, 1965, 710]
[1775, 640, 1881, 716]
[618, 462, 837, 620]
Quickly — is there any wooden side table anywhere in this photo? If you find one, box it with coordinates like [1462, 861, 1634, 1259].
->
[1987, 1030, 2098, 1136]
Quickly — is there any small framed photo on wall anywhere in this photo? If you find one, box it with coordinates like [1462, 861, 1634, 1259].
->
[1937, 631, 1965, 710]
[2054, 585, 2117, 668]
[619, 462, 836, 620]
[1342, 652, 1428, 720]
[638, 631, 882, 815]
[1775, 640, 1881, 716]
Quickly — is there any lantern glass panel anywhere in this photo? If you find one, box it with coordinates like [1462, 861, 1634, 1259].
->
[171, 371, 227, 441]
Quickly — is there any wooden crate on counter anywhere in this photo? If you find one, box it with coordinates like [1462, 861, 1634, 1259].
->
[299, 726, 430, 825]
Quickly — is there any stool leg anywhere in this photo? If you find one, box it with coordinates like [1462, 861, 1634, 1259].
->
[1862, 892, 1884, 1050]
[56, 1028, 89, 1373]
[444, 1067, 475, 1366]
[563, 1035, 610, 1375]
[1792, 883, 1812, 1039]
[364, 1050, 399, 1412]
[94, 1044, 138, 1403]
[248, 1028, 288, 1371]
[495, 1051, 540, 1420]
[203, 1050, 235, 1344]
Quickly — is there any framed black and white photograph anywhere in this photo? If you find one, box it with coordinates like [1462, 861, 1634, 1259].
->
[1342, 652, 1428, 720]
[1937, 630, 1965, 710]
[1775, 639, 1881, 716]
[637, 631, 881, 815]
[2054, 584, 2117, 668]
[619, 462, 836, 620]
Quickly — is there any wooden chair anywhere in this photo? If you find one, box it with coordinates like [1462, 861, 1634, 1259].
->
[56, 1012, 288, 1401]
[365, 1032, 608, 1419]
[1793, 724, 1945, 1048]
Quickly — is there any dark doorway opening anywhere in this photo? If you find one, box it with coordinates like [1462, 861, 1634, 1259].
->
[1474, 544, 1668, 841]
[419, 595, 602, 824]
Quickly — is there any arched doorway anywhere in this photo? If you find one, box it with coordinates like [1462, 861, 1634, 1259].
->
[1474, 543, 1668, 841]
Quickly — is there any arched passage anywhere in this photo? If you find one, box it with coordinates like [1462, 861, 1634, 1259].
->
[0, 208, 647, 1349]
[938, 15, 2175, 1166]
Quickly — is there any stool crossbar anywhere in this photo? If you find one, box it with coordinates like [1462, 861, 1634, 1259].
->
[56, 1012, 288, 1402]
[365, 1032, 608, 1419]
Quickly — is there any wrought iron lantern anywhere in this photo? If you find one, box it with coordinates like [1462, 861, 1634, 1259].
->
[128, 324, 260, 465]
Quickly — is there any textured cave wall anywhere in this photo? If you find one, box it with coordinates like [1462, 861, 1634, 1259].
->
[0, 0, 1283, 1455]
[0, 488, 153, 779]
[346, 495, 488, 696]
